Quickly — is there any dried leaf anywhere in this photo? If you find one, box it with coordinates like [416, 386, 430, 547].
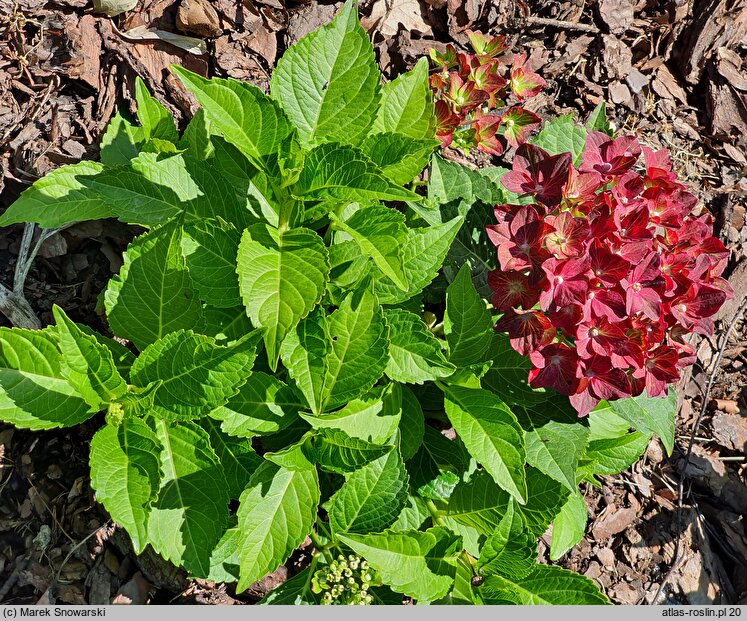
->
[92, 0, 137, 17]
[117, 24, 207, 55]
[363, 0, 432, 37]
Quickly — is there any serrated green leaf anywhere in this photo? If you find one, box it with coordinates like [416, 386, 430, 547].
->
[427, 155, 507, 210]
[105, 223, 202, 351]
[407, 425, 470, 500]
[172, 66, 293, 175]
[331, 205, 408, 290]
[237, 224, 329, 369]
[293, 143, 418, 203]
[390, 495, 430, 531]
[531, 115, 587, 166]
[523, 409, 589, 493]
[236, 460, 320, 592]
[444, 263, 494, 367]
[0, 327, 95, 430]
[360, 132, 437, 185]
[53, 306, 127, 408]
[178, 108, 214, 161]
[319, 287, 389, 411]
[147, 420, 230, 577]
[518, 467, 569, 536]
[211, 372, 303, 437]
[399, 385, 424, 461]
[375, 216, 463, 304]
[329, 446, 408, 534]
[438, 469, 509, 535]
[583, 432, 650, 476]
[0, 161, 110, 228]
[135, 76, 178, 143]
[89, 418, 161, 553]
[206, 523, 241, 584]
[299, 383, 402, 444]
[339, 527, 460, 602]
[130, 330, 260, 421]
[280, 309, 329, 414]
[586, 101, 613, 136]
[199, 418, 261, 499]
[610, 389, 675, 455]
[444, 386, 526, 503]
[479, 564, 609, 604]
[483, 334, 550, 408]
[372, 57, 435, 140]
[181, 218, 242, 308]
[446, 555, 482, 604]
[100, 112, 145, 165]
[478, 500, 536, 579]
[310, 428, 389, 474]
[270, 1, 379, 147]
[550, 489, 588, 561]
[383, 308, 454, 383]
[196, 306, 253, 346]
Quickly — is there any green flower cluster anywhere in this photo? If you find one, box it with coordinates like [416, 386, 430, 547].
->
[312, 554, 375, 605]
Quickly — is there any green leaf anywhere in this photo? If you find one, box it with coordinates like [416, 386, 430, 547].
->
[446, 555, 482, 604]
[444, 263, 494, 367]
[427, 155, 507, 211]
[135, 76, 178, 142]
[237, 224, 329, 369]
[105, 223, 202, 351]
[338, 527, 461, 603]
[550, 490, 588, 561]
[293, 143, 418, 203]
[360, 132, 437, 185]
[518, 467, 569, 536]
[407, 425, 470, 500]
[310, 428, 389, 474]
[299, 383, 402, 444]
[89, 418, 162, 553]
[328, 446, 408, 534]
[375, 216, 464, 304]
[331, 205, 408, 290]
[280, 309, 329, 414]
[196, 306, 253, 346]
[399, 385, 424, 461]
[53, 306, 127, 408]
[438, 470, 510, 535]
[181, 218, 242, 308]
[258, 567, 317, 605]
[319, 287, 389, 411]
[199, 418, 262, 499]
[206, 523, 241, 583]
[610, 389, 675, 455]
[383, 309, 454, 383]
[372, 57, 436, 141]
[172, 66, 293, 174]
[443, 386, 526, 503]
[586, 101, 613, 136]
[583, 431, 650, 476]
[479, 564, 609, 605]
[100, 112, 145, 165]
[483, 334, 550, 408]
[130, 330, 261, 421]
[0, 161, 110, 228]
[390, 495, 430, 531]
[236, 459, 320, 592]
[269, 0, 379, 147]
[147, 420, 230, 577]
[531, 115, 587, 166]
[0, 327, 95, 430]
[179, 108, 214, 161]
[478, 500, 536, 579]
[211, 372, 303, 436]
[523, 410, 590, 494]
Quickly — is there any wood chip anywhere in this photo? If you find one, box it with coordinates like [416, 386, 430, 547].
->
[592, 502, 638, 542]
[598, 0, 635, 35]
[711, 412, 747, 451]
[176, 0, 222, 38]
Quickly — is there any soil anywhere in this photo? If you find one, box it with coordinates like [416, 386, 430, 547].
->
[1, 0, 746, 606]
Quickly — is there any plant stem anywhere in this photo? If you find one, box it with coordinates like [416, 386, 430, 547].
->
[309, 528, 335, 564]
[0, 281, 41, 329]
[425, 498, 446, 527]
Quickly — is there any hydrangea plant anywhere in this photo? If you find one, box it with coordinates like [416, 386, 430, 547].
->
[0, 0, 716, 606]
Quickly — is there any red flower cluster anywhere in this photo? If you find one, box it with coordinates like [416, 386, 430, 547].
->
[487, 132, 733, 416]
[429, 32, 545, 155]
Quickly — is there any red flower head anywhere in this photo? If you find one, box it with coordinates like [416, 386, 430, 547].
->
[580, 131, 642, 178]
[472, 111, 504, 156]
[634, 345, 680, 398]
[445, 73, 488, 113]
[501, 143, 571, 207]
[487, 204, 553, 272]
[495, 309, 556, 356]
[488, 269, 542, 311]
[500, 107, 542, 148]
[528, 343, 579, 396]
[544, 211, 590, 259]
[429, 44, 458, 69]
[467, 31, 509, 61]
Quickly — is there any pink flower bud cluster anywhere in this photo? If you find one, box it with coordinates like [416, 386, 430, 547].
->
[487, 132, 733, 416]
[429, 32, 545, 156]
